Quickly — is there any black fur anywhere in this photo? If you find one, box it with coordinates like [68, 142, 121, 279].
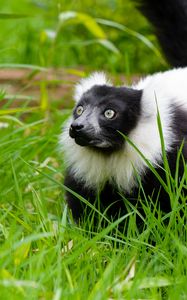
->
[65, 167, 168, 224]
[134, 0, 187, 67]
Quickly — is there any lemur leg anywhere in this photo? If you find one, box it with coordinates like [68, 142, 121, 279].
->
[64, 170, 96, 221]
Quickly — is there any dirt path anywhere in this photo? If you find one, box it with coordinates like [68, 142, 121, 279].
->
[0, 68, 140, 109]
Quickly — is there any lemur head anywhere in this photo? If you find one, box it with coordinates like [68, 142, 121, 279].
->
[69, 72, 142, 153]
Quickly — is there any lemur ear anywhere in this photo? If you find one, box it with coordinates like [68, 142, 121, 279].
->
[74, 72, 112, 103]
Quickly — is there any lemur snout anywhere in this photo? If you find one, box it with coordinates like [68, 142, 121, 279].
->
[69, 123, 84, 138]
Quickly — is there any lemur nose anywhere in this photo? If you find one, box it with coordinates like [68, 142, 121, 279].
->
[69, 123, 84, 138]
[70, 123, 84, 131]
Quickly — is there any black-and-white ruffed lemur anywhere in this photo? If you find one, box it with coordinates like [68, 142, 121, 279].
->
[60, 0, 187, 225]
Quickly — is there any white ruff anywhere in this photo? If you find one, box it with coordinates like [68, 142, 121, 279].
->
[60, 67, 187, 193]
[74, 72, 111, 102]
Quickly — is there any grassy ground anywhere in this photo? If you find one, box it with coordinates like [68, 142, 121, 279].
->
[0, 1, 187, 299]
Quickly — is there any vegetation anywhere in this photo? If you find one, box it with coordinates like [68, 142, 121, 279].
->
[0, 1, 186, 300]
[1, 0, 167, 73]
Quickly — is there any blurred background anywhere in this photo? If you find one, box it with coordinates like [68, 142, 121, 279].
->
[0, 0, 168, 111]
[1, 0, 167, 74]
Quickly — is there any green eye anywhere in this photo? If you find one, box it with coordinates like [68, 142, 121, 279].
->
[104, 109, 116, 119]
[76, 105, 84, 116]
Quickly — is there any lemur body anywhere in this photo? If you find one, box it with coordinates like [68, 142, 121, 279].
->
[60, 0, 187, 222]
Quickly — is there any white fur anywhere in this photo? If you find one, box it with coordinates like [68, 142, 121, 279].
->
[74, 72, 111, 102]
[60, 67, 187, 193]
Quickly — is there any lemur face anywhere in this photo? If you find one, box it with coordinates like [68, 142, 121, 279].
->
[69, 85, 142, 152]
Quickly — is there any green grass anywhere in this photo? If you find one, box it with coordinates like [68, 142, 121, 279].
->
[0, 0, 167, 74]
[0, 91, 187, 300]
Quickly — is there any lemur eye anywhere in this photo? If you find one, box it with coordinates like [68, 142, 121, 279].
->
[76, 105, 84, 116]
[104, 109, 116, 119]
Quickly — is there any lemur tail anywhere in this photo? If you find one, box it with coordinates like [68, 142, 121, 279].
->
[134, 0, 187, 67]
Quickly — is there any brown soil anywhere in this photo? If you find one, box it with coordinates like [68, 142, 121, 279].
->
[0, 68, 140, 110]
